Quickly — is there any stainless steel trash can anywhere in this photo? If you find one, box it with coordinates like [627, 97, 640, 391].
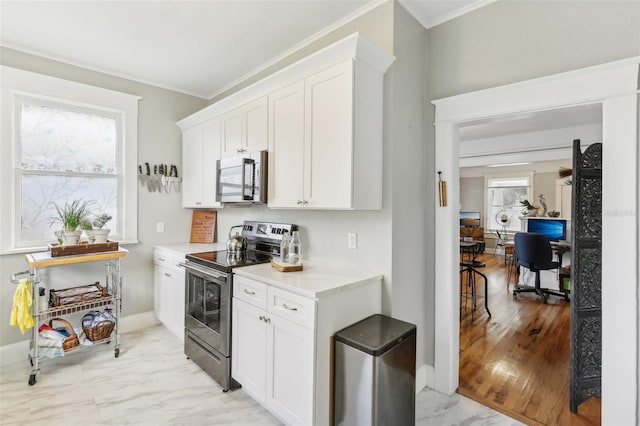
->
[334, 314, 416, 426]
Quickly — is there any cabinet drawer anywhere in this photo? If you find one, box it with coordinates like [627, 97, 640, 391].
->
[267, 286, 316, 330]
[234, 276, 267, 309]
[154, 250, 185, 275]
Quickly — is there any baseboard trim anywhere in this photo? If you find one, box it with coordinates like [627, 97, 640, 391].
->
[0, 311, 159, 368]
[416, 363, 435, 393]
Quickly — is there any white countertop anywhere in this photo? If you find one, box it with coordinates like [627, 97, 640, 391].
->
[233, 261, 383, 299]
[154, 242, 226, 257]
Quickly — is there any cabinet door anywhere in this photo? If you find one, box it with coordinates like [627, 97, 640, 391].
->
[232, 298, 268, 403]
[153, 266, 171, 325]
[168, 271, 186, 342]
[244, 96, 268, 153]
[182, 121, 222, 208]
[268, 81, 305, 208]
[182, 126, 204, 207]
[202, 119, 222, 207]
[266, 313, 314, 426]
[221, 107, 243, 158]
[304, 60, 354, 209]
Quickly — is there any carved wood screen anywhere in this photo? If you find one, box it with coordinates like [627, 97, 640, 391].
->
[570, 139, 602, 412]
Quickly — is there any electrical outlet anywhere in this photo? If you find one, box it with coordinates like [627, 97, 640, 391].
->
[348, 232, 357, 249]
[156, 222, 165, 233]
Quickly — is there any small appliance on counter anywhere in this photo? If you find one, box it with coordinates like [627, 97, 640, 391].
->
[182, 220, 297, 391]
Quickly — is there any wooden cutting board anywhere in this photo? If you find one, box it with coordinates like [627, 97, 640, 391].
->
[270, 259, 303, 272]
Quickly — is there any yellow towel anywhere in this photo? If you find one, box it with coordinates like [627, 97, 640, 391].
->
[10, 279, 35, 334]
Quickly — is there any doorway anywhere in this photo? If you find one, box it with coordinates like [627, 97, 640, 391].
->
[431, 58, 639, 425]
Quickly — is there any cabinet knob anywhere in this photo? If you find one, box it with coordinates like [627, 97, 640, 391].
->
[265, 317, 271, 324]
[297, 200, 303, 205]
[165, 272, 171, 278]
[302, 200, 308, 205]
[237, 148, 246, 153]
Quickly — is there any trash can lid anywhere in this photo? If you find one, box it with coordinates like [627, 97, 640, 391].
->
[334, 314, 416, 356]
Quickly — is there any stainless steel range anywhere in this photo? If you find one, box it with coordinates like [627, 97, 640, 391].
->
[182, 221, 297, 391]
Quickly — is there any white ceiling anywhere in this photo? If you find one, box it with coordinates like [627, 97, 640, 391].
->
[0, 0, 489, 99]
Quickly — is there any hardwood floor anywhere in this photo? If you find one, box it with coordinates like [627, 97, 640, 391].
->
[458, 253, 601, 426]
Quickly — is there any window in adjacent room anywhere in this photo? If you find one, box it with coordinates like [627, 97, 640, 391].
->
[17, 98, 120, 246]
[485, 174, 532, 233]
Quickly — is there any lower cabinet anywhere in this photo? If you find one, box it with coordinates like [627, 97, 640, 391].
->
[232, 273, 381, 426]
[153, 249, 186, 341]
[233, 298, 314, 425]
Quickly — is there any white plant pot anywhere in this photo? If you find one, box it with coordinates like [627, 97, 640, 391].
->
[87, 229, 110, 243]
[61, 230, 82, 245]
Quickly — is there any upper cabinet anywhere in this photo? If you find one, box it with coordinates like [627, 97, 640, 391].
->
[221, 96, 268, 158]
[177, 33, 394, 210]
[181, 119, 222, 208]
[269, 58, 386, 210]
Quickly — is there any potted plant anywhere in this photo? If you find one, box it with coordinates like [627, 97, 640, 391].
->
[51, 199, 93, 245]
[520, 199, 538, 217]
[86, 213, 112, 243]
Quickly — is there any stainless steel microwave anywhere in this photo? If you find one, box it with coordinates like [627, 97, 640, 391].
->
[216, 150, 267, 203]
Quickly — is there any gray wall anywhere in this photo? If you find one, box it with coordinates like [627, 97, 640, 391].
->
[389, 2, 429, 374]
[425, 0, 640, 364]
[0, 47, 208, 346]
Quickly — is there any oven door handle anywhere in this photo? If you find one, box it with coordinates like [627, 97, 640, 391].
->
[180, 262, 229, 283]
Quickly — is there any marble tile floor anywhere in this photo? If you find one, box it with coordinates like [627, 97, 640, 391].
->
[0, 325, 522, 426]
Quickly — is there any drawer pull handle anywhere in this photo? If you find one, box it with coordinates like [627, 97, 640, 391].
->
[164, 272, 171, 278]
[259, 315, 265, 321]
[282, 303, 298, 311]
[158, 257, 166, 262]
[243, 289, 256, 295]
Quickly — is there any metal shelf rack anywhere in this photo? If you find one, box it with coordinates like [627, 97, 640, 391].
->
[11, 248, 127, 386]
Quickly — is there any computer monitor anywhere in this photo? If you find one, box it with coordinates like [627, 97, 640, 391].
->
[527, 218, 567, 241]
[460, 211, 481, 227]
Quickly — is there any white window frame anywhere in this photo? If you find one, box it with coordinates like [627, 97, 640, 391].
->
[484, 173, 533, 233]
[0, 66, 140, 253]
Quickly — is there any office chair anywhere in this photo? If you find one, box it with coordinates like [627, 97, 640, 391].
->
[513, 232, 570, 303]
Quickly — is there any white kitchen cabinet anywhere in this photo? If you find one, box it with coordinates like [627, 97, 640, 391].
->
[221, 96, 268, 158]
[182, 119, 222, 208]
[232, 279, 314, 425]
[153, 249, 186, 341]
[267, 59, 384, 210]
[232, 265, 382, 426]
[267, 81, 305, 208]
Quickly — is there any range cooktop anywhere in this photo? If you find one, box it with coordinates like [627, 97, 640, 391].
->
[186, 250, 274, 272]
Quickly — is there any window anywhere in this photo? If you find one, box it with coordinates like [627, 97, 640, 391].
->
[1, 66, 140, 253]
[485, 175, 532, 233]
[17, 99, 120, 245]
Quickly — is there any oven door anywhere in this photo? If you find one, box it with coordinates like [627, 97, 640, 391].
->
[184, 263, 231, 356]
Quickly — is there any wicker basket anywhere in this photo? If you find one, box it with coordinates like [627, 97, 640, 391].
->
[83, 320, 115, 342]
[49, 282, 109, 307]
[49, 318, 79, 351]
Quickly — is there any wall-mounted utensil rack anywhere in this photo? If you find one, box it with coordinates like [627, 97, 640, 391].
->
[138, 162, 181, 193]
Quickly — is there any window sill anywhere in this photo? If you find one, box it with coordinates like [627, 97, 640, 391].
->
[0, 240, 140, 256]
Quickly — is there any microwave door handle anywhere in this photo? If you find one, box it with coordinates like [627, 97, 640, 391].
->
[242, 158, 255, 200]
